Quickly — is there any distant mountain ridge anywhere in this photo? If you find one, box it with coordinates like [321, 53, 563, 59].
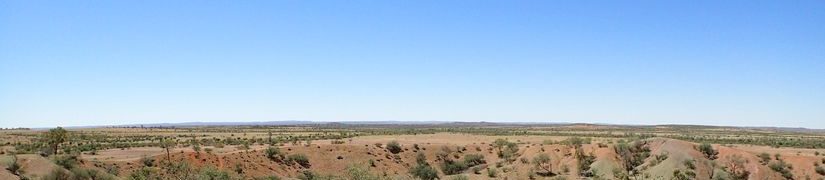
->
[46, 120, 825, 133]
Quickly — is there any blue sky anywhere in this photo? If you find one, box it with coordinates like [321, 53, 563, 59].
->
[1, 1, 823, 128]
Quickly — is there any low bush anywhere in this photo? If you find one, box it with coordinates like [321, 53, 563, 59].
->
[287, 154, 311, 168]
[698, 143, 718, 160]
[53, 154, 79, 169]
[463, 154, 486, 167]
[386, 141, 402, 154]
[346, 165, 383, 180]
[265, 146, 283, 161]
[450, 175, 469, 180]
[141, 155, 155, 167]
[487, 168, 498, 177]
[757, 152, 771, 165]
[5, 154, 21, 175]
[768, 160, 793, 180]
[440, 161, 468, 175]
[410, 164, 438, 180]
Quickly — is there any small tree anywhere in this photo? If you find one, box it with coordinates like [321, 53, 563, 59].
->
[614, 140, 650, 176]
[160, 138, 176, 164]
[698, 143, 718, 160]
[267, 131, 274, 146]
[533, 153, 552, 176]
[192, 144, 201, 156]
[492, 139, 520, 161]
[47, 127, 68, 155]
[725, 154, 750, 180]
[493, 139, 509, 155]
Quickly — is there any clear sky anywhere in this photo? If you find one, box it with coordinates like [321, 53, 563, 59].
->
[1, 1, 824, 128]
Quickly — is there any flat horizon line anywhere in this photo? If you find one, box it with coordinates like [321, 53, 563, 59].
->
[7, 120, 820, 132]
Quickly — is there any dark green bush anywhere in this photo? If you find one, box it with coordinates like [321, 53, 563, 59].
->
[816, 165, 825, 176]
[463, 154, 486, 167]
[440, 161, 468, 175]
[287, 154, 311, 168]
[265, 146, 283, 161]
[410, 164, 438, 180]
[386, 141, 402, 154]
[53, 154, 79, 169]
[698, 143, 718, 160]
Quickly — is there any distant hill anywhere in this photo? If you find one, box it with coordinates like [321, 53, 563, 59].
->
[54, 120, 824, 133]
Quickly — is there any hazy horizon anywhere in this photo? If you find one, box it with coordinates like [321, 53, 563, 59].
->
[10, 120, 824, 130]
[2, 1, 824, 128]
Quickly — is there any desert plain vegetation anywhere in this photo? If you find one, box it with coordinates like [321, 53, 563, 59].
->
[2, 122, 825, 180]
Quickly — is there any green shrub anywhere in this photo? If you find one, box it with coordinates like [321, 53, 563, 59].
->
[816, 165, 825, 176]
[346, 165, 383, 180]
[127, 167, 156, 180]
[576, 148, 597, 177]
[386, 141, 402, 154]
[463, 154, 486, 166]
[492, 139, 519, 161]
[330, 139, 346, 144]
[265, 146, 283, 161]
[287, 154, 311, 168]
[440, 160, 468, 175]
[698, 143, 718, 160]
[614, 140, 650, 173]
[43, 169, 73, 180]
[297, 170, 316, 180]
[53, 154, 79, 169]
[141, 155, 155, 167]
[672, 169, 695, 180]
[258, 176, 282, 180]
[757, 152, 771, 165]
[769, 160, 793, 179]
[234, 163, 243, 174]
[199, 166, 231, 180]
[415, 152, 427, 165]
[487, 168, 498, 177]
[71, 168, 115, 180]
[683, 159, 696, 170]
[562, 137, 590, 148]
[410, 164, 438, 180]
[104, 164, 119, 175]
[5, 154, 21, 175]
[449, 175, 469, 180]
[533, 153, 553, 176]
